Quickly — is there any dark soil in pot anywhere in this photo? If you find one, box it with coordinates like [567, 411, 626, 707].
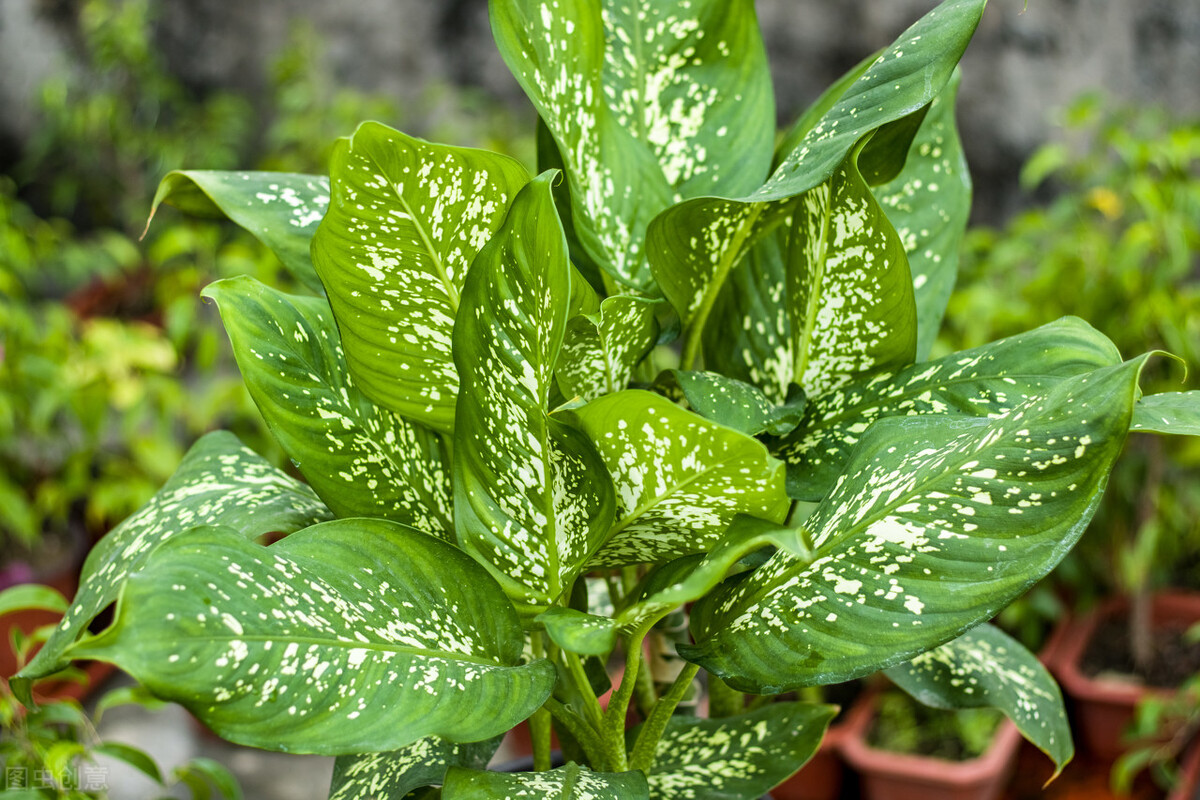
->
[1081, 618, 1200, 688]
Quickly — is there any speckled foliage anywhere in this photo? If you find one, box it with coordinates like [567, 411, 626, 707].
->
[15, 0, 1200, 798]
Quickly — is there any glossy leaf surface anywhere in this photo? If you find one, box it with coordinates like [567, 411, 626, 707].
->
[149, 170, 329, 293]
[776, 317, 1123, 500]
[568, 390, 788, 567]
[1131, 390, 1200, 435]
[204, 276, 452, 536]
[72, 522, 555, 754]
[684, 359, 1147, 692]
[18, 432, 332, 683]
[443, 762, 649, 800]
[453, 174, 614, 611]
[311, 122, 530, 433]
[668, 371, 805, 437]
[537, 607, 618, 656]
[329, 737, 500, 800]
[886, 623, 1073, 775]
[557, 296, 660, 403]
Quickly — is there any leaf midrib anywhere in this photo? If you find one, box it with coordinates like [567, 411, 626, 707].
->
[395, 189, 461, 311]
[793, 180, 834, 384]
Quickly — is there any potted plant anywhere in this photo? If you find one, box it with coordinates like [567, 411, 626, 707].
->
[9, 1, 1200, 798]
[1111, 670, 1200, 797]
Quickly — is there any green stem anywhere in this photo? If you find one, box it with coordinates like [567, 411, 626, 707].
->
[680, 207, 763, 370]
[633, 653, 658, 720]
[707, 674, 744, 718]
[602, 627, 649, 771]
[565, 651, 605, 731]
[544, 698, 606, 767]
[629, 662, 702, 773]
[530, 633, 553, 770]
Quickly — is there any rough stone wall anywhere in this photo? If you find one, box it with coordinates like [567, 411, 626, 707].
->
[2, 0, 1198, 221]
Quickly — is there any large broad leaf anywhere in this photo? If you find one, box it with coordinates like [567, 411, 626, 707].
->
[311, 121, 531, 434]
[649, 0, 985, 364]
[683, 358, 1148, 693]
[567, 390, 788, 567]
[886, 623, 1073, 776]
[635, 702, 836, 800]
[148, 170, 329, 294]
[453, 173, 615, 612]
[667, 371, 805, 437]
[491, 0, 774, 290]
[443, 763, 649, 800]
[785, 143, 916, 397]
[329, 736, 501, 800]
[69, 522, 556, 754]
[203, 276, 453, 536]
[557, 296, 660, 404]
[1131, 391, 1200, 435]
[776, 317, 1123, 501]
[17, 432, 332, 685]
[872, 71, 971, 361]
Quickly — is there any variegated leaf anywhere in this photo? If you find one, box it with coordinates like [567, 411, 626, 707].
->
[454, 174, 615, 612]
[667, 371, 805, 437]
[70, 522, 556, 754]
[16, 432, 332, 686]
[567, 390, 789, 567]
[1131, 391, 1200, 435]
[775, 317, 1123, 501]
[649, 0, 985, 366]
[203, 276, 453, 536]
[557, 296, 660, 404]
[872, 71, 971, 361]
[683, 358, 1148, 693]
[634, 702, 836, 800]
[490, 0, 774, 290]
[329, 737, 501, 800]
[149, 170, 329, 294]
[786, 143, 916, 397]
[537, 607, 618, 656]
[443, 762, 649, 800]
[886, 623, 1073, 775]
[311, 121, 530, 434]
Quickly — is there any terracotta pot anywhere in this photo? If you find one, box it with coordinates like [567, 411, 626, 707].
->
[1167, 739, 1200, 800]
[1047, 591, 1200, 762]
[839, 691, 1022, 800]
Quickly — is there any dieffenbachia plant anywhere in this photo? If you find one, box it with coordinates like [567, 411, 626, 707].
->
[13, 0, 1200, 797]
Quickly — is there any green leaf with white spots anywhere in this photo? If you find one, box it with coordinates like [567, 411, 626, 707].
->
[1131, 391, 1200, 435]
[490, 0, 774, 290]
[566, 390, 789, 568]
[70, 521, 556, 754]
[16, 432, 332, 684]
[329, 736, 501, 800]
[682, 358, 1149, 693]
[667, 371, 805, 437]
[453, 174, 615, 613]
[886, 623, 1074, 776]
[648, 0, 984, 364]
[537, 607, 618, 656]
[311, 121, 531, 434]
[634, 702, 836, 800]
[203, 276, 453, 536]
[775, 317, 1124, 501]
[443, 762, 649, 800]
[872, 71, 970, 361]
[149, 170, 329, 294]
[785, 142, 916, 397]
[557, 296, 661, 404]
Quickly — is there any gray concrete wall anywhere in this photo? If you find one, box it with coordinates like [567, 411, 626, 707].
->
[3, 0, 1198, 221]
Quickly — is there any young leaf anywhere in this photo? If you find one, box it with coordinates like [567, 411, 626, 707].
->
[567, 390, 788, 567]
[0, 584, 67, 617]
[442, 762, 650, 800]
[785, 143, 916, 397]
[885, 623, 1074, 776]
[16, 432, 332, 685]
[776, 317, 1123, 500]
[872, 71, 971, 361]
[684, 358, 1149, 693]
[93, 742, 165, 786]
[557, 296, 660, 403]
[537, 607, 618, 656]
[632, 702, 836, 800]
[453, 173, 615, 612]
[148, 170, 329, 294]
[203, 276, 453, 536]
[490, 0, 774, 290]
[667, 371, 805, 437]
[1130, 391, 1200, 435]
[329, 737, 501, 800]
[70, 522, 556, 754]
[311, 121, 531, 434]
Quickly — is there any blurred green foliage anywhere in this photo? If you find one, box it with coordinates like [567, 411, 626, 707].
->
[941, 95, 1200, 644]
[868, 688, 1005, 761]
